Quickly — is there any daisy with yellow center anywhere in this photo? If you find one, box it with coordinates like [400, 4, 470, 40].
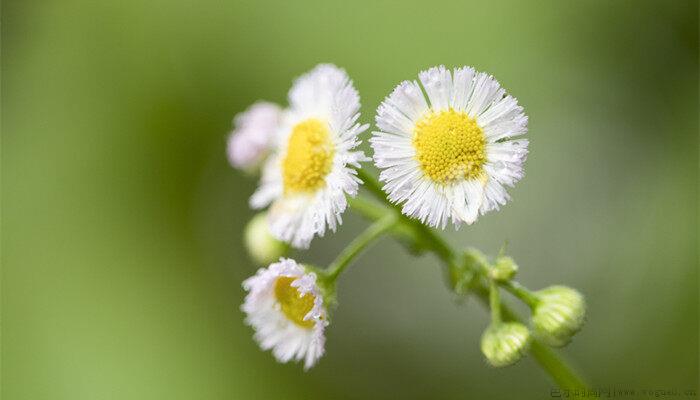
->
[371, 65, 529, 228]
[242, 258, 327, 369]
[250, 64, 368, 248]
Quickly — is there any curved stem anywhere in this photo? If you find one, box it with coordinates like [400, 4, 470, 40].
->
[353, 169, 590, 390]
[324, 212, 397, 283]
[357, 168, 389, 202]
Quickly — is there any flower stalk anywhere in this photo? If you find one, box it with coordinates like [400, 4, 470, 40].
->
[489, 280, 502, 324]
[321, 212, 398, 286]
[502, 280, 540, 308]
[353, 168, 590, 390]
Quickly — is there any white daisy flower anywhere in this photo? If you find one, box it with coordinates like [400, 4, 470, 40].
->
[242, 258, 327, 369]
[227, 101, 283, 170]
[371, 65, 529, 228]
[250, 64, 368, 248]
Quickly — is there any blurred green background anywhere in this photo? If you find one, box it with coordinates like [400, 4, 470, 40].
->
[2, 0, 698, 399]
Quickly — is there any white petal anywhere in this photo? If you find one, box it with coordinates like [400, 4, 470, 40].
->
[451, 66, 476, 112]
[419, 65, 452, 111]
[450, 180, 486, 225]
[465, 72, 505, 118]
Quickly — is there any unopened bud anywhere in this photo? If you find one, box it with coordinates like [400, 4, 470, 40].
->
[480, 322, 531, 367]
[244, 213, 288, 265]
[532, 286, 586, 347]
[490, 256, 518, 281]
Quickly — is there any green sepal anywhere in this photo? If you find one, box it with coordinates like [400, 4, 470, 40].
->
[303, 264, 338, 314]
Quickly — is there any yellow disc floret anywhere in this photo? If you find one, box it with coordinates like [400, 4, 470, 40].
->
[413, 109, 486, 184]
[274, 276, 316, 328]
[282, 119, 335, 194]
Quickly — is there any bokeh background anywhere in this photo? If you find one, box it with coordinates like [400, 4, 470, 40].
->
[2, 0, 698, 399]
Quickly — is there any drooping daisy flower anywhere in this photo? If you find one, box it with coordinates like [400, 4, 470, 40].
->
[371, 66, 529, 228]
[227, 101, 283, 170]
[242, 258, 327, 369]
[250, 64, 368, 248]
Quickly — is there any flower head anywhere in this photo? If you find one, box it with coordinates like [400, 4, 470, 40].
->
[227, 101, 283, 170]
[242, 258, 328, 369]
[490, 256, 519, 282]
[244, 212, 289, 265]
[532, 286, 586, 347]
[250, 64, 368, 248]
[481, 322, 531, 367]
[371, 66, 528, 228]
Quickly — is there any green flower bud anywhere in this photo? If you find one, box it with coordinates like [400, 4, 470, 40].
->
[490, 256, 518, 281]
[480, 322, 531, 367]
[244, 213, 288, 265]
[532, 286, 586, 347]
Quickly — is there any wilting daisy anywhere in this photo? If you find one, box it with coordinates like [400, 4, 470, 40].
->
[371, 65, 529, 228]
[242, 258, 327, 369]
[227, 101, 283, 170]
[250, 64, 368, 248]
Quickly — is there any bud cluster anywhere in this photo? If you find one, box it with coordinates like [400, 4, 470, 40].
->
[478, 254, 586, 367]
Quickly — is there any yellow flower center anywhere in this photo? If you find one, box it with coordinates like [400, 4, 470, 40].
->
[282, 119, 335, 194]
[274, 276, 316, 328]
[413, 109, 486, 184]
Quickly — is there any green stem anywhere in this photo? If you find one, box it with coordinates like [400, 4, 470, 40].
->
[489, 279, 502, 324]
[462, 249, 539, 309]
[324, 212, 397, 283]
[529, 340, 589, 390]
[353, 169, 590, 390]
[357, 168, 389, 202]
[347, 197, 417, 243]
[501, 280, 540, 308]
